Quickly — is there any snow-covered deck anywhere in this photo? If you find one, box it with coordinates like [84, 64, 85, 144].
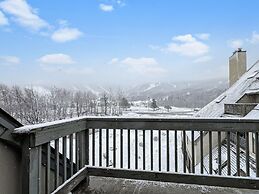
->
[75, 176, 259, 194]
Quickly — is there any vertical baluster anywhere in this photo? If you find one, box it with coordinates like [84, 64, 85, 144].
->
[79, 132, 83, 168]
[227, 132, 231, 176]
[209, 131, 212, 174]
[85, 129, 89, 166]
[128, 129, 131, 169]
[218, 131, 221, 175]
[120, 129, 123, 168]
[46, 142, 50, 194]
[191, 131, 195, 173]
[69, 134, 73, 177]
[92, 129, 95, 166]
[38, 146, 42, 194]
[135, 129, 138, 169]
[76, 133, 80, 171]
[158, 129, 161, 171]
[200, 131, 203, 174]
[113, 128, 116, 168]
[183, 130, 186, 173]
[166, 129, 170, 172]
[55, 139, 59, 188]
[151, 130, 154, 171]
[236, 132, 240, 176]
[99, 129, 102, 167]
[175, 130, 178, 172]
[143, 130, 146, 170]
[63, 136, 67, 181]
[256, 132, 259, 177]
[246, 132, 250, 177]
[106, 129, 109, 167]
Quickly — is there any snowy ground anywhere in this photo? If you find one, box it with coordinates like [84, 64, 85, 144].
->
[88, 129, 184, 172]
[51, 105, 192, 173]
[122, 105, 196, 118]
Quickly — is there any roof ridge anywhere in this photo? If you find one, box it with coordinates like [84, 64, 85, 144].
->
[247, 59, 259, 72]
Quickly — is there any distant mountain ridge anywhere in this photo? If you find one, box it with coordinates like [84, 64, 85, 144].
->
[126, 79, 228, 108]
[26, 78, 228, 108]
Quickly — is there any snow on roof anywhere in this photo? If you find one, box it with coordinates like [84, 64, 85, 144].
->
[195, 141, 256, 177]
[190, 60, 259, 141]
[196, 60, 259, 118]
[244, 104, 259, 119]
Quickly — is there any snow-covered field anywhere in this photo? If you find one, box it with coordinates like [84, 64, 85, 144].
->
[51, 106, 193, 173]
[122, 105, 196, 118]
[88, 129, 184, 172]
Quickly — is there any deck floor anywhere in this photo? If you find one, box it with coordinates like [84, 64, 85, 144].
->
[74, 176, 259, 194]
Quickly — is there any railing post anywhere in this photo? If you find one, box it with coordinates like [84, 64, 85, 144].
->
[85, 129, 89, 166]
[21, 136, 41, 194]
[85, 129, 90, 186]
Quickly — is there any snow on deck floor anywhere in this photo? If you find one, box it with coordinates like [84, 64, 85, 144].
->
[74, 176, 259, 194]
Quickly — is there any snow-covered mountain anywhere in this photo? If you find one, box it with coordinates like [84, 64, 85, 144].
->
[24, 78, 228, 108]
[128, 79, 226, 98]
[126, 79, 228, 108]
[27, 84, 111, 97]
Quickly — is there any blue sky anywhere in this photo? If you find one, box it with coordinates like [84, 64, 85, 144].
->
[0, 0, 259, 86]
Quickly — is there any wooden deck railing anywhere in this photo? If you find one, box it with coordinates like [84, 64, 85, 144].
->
[13, 117, 259, 194]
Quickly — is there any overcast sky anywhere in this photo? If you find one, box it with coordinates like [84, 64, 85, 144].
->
[0, 0, 259, 86]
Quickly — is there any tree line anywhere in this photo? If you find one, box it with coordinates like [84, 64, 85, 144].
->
[0, 84, 131, 125]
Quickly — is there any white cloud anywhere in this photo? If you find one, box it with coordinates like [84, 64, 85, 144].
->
[51, 27, 83, 43]
[0, 1, 82, 43]
[116, 0, 126, 6]
[38, 53, 75, 65]
[38, 53, 93, 75]
[0, 56, 20, 65]
[227, 32, 259, 48]
[108, 58, 119, 64]
[57, 19, 69, 27]
[165, 34, 209, 57]
[0, 10, 8, 25]
[249, 31, 259, 44]
[111, 57, 166, 75]
[148, 44, 160, 50]
[228, 39, 243, 49]
[193, 55, 212, 63]
[0, 0, 49, 31]
[196, 33, 210, 40]
[172, 34, 196, 42]
[99, 4, 114, 12]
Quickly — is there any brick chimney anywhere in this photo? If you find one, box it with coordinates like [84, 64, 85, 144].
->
[229, 48, 247, 87]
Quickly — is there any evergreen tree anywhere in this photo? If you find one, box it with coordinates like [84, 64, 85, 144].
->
[150, 99, 158, 111]
[119, 97, 130, 110]
[164, 105, 172, 112]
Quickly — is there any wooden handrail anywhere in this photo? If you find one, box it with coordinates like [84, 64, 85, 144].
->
[13, 117, 259, 147]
